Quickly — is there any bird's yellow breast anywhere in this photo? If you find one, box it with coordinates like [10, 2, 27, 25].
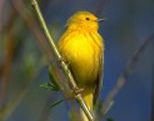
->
[58, 31, 103, 87]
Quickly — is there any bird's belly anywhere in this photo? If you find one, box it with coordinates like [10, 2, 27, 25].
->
[62, 39, 100, 86]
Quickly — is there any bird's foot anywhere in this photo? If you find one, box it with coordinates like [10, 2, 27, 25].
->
[58, 57, 70, 66]
[74, 87, 84, 95]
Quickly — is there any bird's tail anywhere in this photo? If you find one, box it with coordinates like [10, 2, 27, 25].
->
[80, 92, 93, 121]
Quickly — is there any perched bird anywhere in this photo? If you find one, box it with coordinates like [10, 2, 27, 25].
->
[58, 11, 104, 120]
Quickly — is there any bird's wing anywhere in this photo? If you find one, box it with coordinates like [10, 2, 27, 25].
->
[93, 45, 104, 106]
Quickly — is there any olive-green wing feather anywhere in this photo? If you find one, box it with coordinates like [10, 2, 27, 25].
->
[93, 46, 104, 106]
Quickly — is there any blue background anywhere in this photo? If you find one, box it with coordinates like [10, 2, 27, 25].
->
[1, 0, 154, 121]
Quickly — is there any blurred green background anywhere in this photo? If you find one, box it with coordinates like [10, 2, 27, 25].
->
[0, 0, 154, 121]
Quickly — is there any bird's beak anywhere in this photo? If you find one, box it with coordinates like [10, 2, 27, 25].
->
[97, 18, 104, 22]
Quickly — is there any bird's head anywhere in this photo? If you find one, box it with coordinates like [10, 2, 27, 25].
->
[66, 11, 104, 32]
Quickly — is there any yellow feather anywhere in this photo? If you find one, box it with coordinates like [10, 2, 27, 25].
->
[58, 11, 104, 120]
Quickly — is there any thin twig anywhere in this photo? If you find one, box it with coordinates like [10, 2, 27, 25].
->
[102, 33, 154, 115]
[30, 0, 94, 120]
[151, 60, 154, 121]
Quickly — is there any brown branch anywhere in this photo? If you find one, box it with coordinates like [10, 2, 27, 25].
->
[0, 8, 16, 120]
[0, 34, 13, 108]
[0, 0, 7, 32]
[102, 33, 154, 115]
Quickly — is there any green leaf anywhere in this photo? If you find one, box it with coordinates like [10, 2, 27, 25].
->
[48, 67, 60, 89]
[40, 82, 60, 91]
[105, 117, 114, 121]
[48, 98, 66, 108]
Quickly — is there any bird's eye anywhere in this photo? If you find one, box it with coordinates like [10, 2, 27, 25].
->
[85, 17, 90, 21]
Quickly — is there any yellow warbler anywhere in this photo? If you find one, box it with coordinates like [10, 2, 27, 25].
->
[58, 11, 104, 120]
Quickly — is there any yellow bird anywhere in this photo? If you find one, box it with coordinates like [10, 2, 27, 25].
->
[58, 11, 104, 120]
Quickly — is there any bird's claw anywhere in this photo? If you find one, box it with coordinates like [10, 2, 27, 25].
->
[58, 57, 70, 66]
[74, 87, 84, 95]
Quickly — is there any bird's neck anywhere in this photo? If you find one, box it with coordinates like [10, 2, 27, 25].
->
[67, 24, 98, 33]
